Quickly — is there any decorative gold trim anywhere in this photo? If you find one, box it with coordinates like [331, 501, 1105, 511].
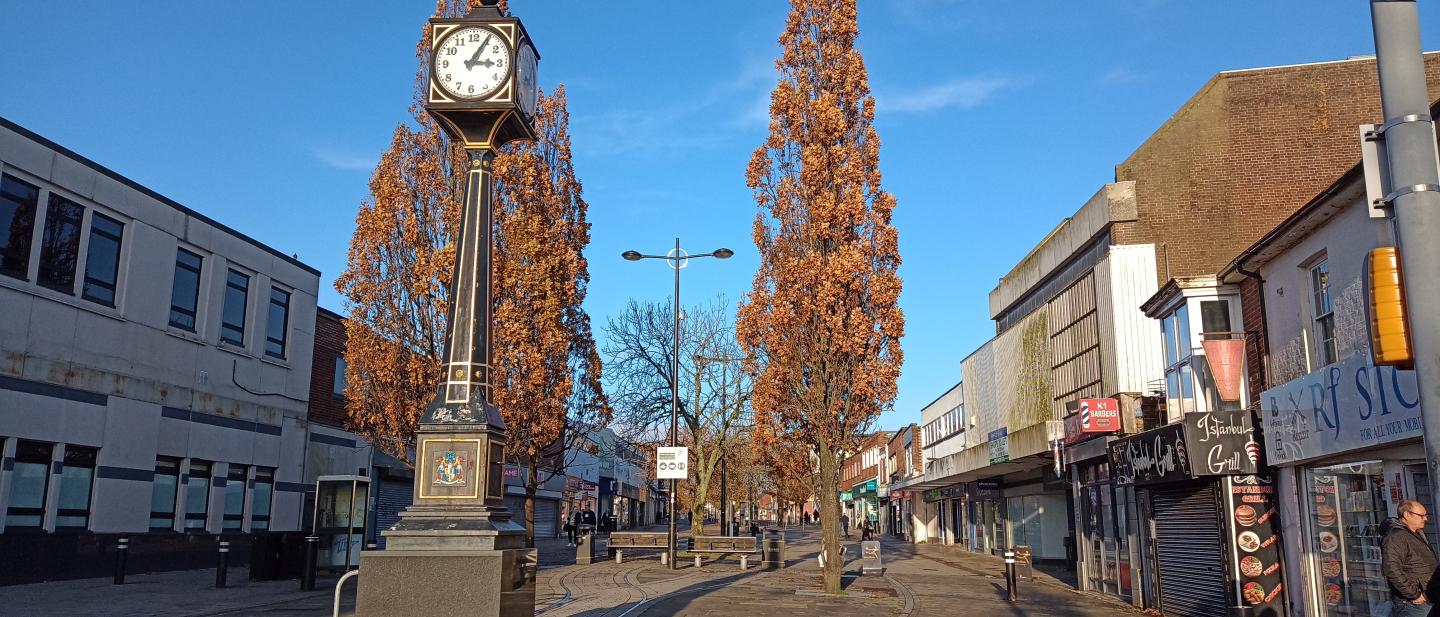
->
[418, 438, 484, 499]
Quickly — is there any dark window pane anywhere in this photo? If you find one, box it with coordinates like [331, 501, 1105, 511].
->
[81, 213, 123, 305]
[223, 465, 246, 530]
[266, 287, 290, 358]
[185, 460, 211, 530]
[169, 249, 203, 330]
[1200, 300, 1232, 338]
[38, 194, 84, 293]
[221, 270, 249, 345]
[250, 467, 274, 530]
[6, 441, 52, 528]
[0, 174, 39, 280]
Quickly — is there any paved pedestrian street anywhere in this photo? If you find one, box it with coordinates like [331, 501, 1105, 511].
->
[0, 528, 1139, 616]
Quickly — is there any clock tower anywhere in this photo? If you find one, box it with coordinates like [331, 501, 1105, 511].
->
[356, 2, 539, 615]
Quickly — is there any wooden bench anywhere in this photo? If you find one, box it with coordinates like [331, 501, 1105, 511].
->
[607, 532, 671, 564]
[688, 536, 759, 570]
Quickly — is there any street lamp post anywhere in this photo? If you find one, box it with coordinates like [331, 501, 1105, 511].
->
[622, 238, 732, 569]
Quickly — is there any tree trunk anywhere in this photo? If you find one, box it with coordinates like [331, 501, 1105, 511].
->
[817, 440, 842, 594]
[692, 471, 712, 538]
[524, 463, 538, 548]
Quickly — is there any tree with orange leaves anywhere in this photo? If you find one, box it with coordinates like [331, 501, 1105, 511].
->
[737, 0, 904, 594]
[336, 0, 607, 547]
[492, 84, 610, 548]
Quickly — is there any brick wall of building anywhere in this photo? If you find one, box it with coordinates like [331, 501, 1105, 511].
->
[308, 308, 349, 428]
[1113, 55, 1440, 285]
[840, 432, 891, 490]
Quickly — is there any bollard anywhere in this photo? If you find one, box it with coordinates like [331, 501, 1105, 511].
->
[113, 537, 129, 585]
[1004, 549, 1018, 602]
[216, 539, 230, 588]
[301, 535, 319, 591]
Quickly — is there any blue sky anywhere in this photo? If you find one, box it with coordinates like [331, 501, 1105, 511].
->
[2, 1, 1436, 431]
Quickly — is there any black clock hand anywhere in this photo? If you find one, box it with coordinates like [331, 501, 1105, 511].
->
[464, 35, 491, 69]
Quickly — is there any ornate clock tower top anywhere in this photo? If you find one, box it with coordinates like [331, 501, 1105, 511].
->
[425, 0, 540, 149]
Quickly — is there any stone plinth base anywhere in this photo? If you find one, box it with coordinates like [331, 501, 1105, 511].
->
[356, 548, 537, 617]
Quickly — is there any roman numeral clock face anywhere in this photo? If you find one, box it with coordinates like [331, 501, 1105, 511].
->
[434, 27, 511, 100]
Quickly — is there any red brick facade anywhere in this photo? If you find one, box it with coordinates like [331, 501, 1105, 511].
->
[1113, 55, 1440, 285]
[885, 424, 921, 483]
[308, 308, 349, 429]
[841, 432, 891, 491]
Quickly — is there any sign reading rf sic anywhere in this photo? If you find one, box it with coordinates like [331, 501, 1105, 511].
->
[656, 446, 690, 480]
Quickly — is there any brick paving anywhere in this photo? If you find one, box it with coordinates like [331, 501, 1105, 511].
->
[0, 525, 1142, 616]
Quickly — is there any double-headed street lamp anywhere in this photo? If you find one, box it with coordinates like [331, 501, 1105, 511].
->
[622, 238, 732, 569]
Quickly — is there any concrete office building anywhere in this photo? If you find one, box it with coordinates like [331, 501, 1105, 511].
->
[0, 117, 372, 581]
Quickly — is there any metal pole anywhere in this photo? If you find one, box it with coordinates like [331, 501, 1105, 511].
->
[113, 536, 128, 585]
[216, 539, 230, 588]
[669, 236, 680, 570]
[1371, 0, 1440, 519]
[302, 535, 318, 591]
[721, 457, 729, 535]
[1005, 548, 1017, 602]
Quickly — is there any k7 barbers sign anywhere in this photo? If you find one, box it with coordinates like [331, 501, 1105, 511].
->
[656, 446, 689, 480]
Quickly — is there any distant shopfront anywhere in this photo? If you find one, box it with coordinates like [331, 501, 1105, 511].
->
[1065, 399, 1133, 604]
[1261, 357, 1429, 617]
[923, 483, 966, 546]
[1110, 410, 1286, 617]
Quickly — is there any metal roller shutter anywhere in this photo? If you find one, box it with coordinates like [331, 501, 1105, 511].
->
[375, 479, 412, 549]
[1152, 483, 1226, 617]
[534, 498, 558, 539]
[503, 495, 558, 539]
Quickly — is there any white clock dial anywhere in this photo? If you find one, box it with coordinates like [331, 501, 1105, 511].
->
[433, 26, 511, 100]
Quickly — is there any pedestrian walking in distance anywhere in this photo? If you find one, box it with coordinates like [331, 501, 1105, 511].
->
[1383, 499, 1439, 617]
[841, 513, 850, 539]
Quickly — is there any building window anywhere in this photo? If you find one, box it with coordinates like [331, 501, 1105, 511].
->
[0, 174, 39, 280]
[1161, 303, 1195, 415]
[251, 467, 274, 531]
[56, 446, 97, 529]
[223, 465, 247, 531]
[169, 248, 203, 331]
[80, 213, 124, 306]
[185, 460, 211, 531]
[37, 194, 84, 293]
[333, 356, 348, 397]
[221, 270, 249, 346]
[265, 287, 290, 358]
[5, 440, 53, 528]
[1310, 260, 1337, 367]
[150, 456, 181, 530]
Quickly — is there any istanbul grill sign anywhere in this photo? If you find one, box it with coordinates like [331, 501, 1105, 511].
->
[1109, 410, 1261, 486]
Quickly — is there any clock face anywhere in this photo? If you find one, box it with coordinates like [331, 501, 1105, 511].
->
[433, 26, 511, 100]
[516, 44, 538, 117]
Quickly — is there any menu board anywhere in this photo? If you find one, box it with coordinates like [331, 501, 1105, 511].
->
[1224, 474, 1288, 615]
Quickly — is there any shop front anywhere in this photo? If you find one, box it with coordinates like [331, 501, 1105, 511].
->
[921, 483, 966, 546]
[1111, 410, 1286, 617]
[968, 479, 1003, 553]
[1261, 356, 1429, 617]
[851, 479, 880, 526]
[1064, 398, 1134, 603]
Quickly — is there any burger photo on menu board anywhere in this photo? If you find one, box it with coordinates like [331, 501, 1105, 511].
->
[1235, 504, 1257, 526]
[1316, 504, 1337, 526]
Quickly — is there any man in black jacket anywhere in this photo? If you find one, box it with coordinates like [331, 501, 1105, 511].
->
[1383, 499, 1438, 616]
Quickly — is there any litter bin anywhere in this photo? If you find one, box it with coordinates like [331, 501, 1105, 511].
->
[762, 528, 786, 570]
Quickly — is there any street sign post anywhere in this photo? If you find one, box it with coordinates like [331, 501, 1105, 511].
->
[656, 446, 689, 480]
